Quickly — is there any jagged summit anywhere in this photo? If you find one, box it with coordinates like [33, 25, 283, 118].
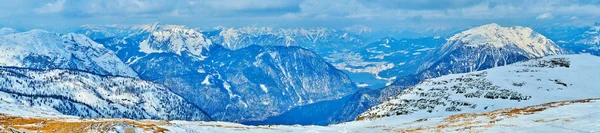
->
[136, 22, 190, 32]
[79, 23, 213, 57]
[445, 23, 562, 57]
[133, 23, 214, 56]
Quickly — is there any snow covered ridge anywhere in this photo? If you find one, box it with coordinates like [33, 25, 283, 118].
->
[0, 27, 17, 36]
[80, 23, 213, 57]
[137, 23, 213, 56]
[359, 54, 600, 120]
[0, 29, 138, 77]
[1, 98, 599, 132]
[207, 26, 366, 51]
[0, 66, 211, 120]
[445, 23, 562, 57]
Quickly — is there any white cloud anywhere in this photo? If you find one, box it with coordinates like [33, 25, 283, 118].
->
[571, 16, 579, 20]
[34, 0, 65, 14]
[1, 0, 600, 30]
[202, 0, 300, 11]
[536, 13, 553, 20]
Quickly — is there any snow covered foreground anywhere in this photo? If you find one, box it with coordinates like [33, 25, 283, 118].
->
[361, 54, 600, 120]
[0, 98, 599, 133]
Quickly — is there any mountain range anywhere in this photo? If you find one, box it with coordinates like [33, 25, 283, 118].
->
[0, 22, 599, 129]
[323, 23, 567, 124]
[77, 23, 359, 122]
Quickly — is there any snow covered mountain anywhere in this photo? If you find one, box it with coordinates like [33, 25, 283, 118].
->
[80, 22, 214, 61]
[358, 54, 599, 120]
[204, 27, 295, 50]
[0, 27, 17, 36]
[325, 24, 567, 124]
[78, 23, 359, 122]
[0, 30, 137, 77]
[204, 26, 367, 51]
[0, 66, 211, 120]
[418, 23, 564, 78]
[381, 23, 566, 98]
[533, 23, 600, 56]
[135, 23, 213, 57]
[86, 25, 446, 89]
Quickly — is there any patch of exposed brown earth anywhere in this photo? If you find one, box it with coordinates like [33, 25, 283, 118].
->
[0, 116, 169, 133]
[394, 98, 599, 133]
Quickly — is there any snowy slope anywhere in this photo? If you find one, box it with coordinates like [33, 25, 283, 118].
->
[2, 98, 599, 132]
[0, 66, 211, 120]
[359, 54, 600, 120]
[0, 30, 137, 77]
[149, 45, 358, 122]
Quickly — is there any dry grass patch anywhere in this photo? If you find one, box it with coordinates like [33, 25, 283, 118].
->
[0, 116, 169, 133]
[392, 98, 599, 133]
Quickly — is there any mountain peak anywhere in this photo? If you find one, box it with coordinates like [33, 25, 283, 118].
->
[475, 23, 502, 29]
[445, 24, 562, 57]
[0, 27, 18, 36]
[136, 23, 213, 57]
[136, 22, 189, 32]
[13, 29, 57, 38]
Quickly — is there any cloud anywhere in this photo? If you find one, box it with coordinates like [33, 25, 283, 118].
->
[196, 0, 303, 17]
[536, 13, 553, 20]
[34, 0, 65, 14]
[358, 0, 486, 10]
[59, 0, 190, 17]
[0, 0, 599, 30]
[24, 0, 304, 18]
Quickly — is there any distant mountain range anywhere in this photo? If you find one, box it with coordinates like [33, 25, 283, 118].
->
[535, 23, 600, 56]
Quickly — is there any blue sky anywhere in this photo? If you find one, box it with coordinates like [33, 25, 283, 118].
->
[1, 0, 599, 31]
